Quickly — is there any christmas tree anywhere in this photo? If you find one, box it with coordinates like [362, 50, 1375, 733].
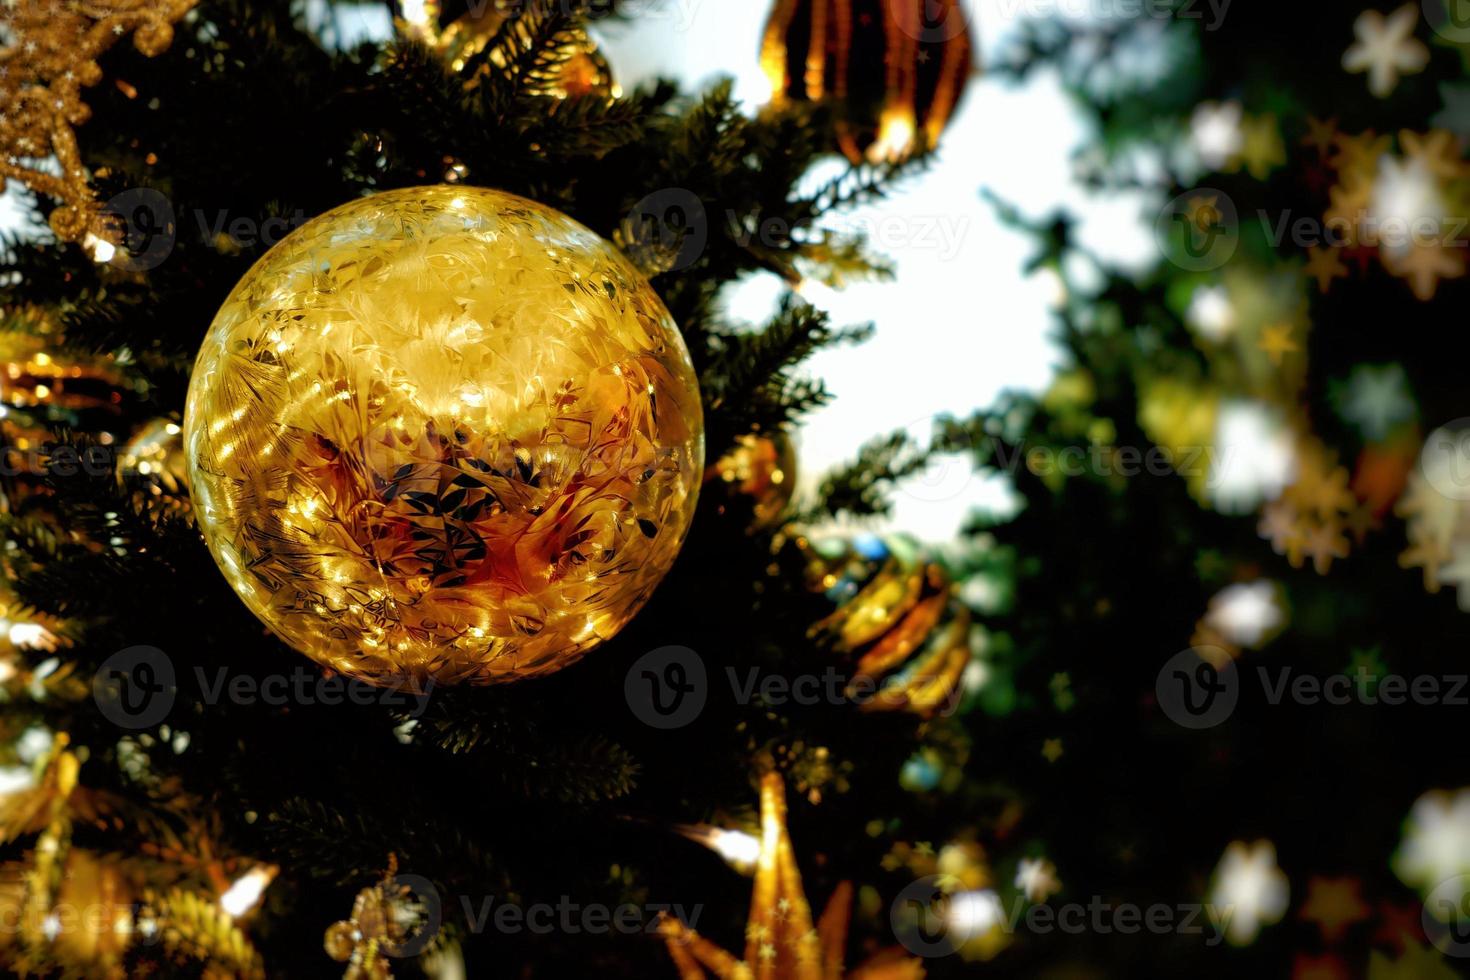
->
[3, 1, 1470, 978]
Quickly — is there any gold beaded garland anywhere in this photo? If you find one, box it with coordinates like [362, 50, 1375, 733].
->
[184, 186, 704, 688]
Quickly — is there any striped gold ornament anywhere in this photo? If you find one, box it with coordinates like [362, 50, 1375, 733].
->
[760, 0, 976, 164]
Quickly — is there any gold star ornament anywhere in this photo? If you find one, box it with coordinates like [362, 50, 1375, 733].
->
[0, 0, 196, 245]
[659, 772, 924, 979]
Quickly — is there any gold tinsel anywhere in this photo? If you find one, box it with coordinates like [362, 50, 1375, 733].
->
[659, 772, 923, 980]
[0, 0, 196, 245]
[0, 736, 268, 979]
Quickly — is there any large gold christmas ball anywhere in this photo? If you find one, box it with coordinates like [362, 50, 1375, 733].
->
[184, 186, 703, 687]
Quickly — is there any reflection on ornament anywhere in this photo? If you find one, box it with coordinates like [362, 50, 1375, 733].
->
[118, 417, 191, 519]
[711, 431, 797, 529]
[760, 0, 975, 164]
[184, 186, 703, 688]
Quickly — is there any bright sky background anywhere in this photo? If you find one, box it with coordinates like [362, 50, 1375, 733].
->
[2, 1, 1165, 543]
[597, 1, 1159, 540]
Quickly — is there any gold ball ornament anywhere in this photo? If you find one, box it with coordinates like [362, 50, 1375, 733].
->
[184, 186, 704, 688]
[118, 417, 191, 519]
[711, 431, 797, 529]
[760, 0, 975, 164]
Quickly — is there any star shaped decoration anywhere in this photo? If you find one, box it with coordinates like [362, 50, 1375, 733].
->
[1299, 876, 1370, 943]
[1238, 113, 1286, 180]
[1015, 858, 1062, 903]
[1342, 5, 1430, 98]
[1303, 116, 1340, 156]
[1259, 322, 1300, 365]
[0, 0, 196, 244]
[1303, 245, 1349, 293]
[1260, 501, 1307, 566]
[1436, 542, 1470, 610]
[660, 773, 923, 979]
[1209, 840, 1290, 946]
[1302, 523, 1350, 575]
[1400, 129, 1467, 180]
[1374, 900, 1426, 950]
[1332, 130, 1392, 175]
[1368, 939, 1460, 980]
[1334, 363, 1416, 442]
[1385, 242, 1466, 301]
[1400, 535, 1451, 592]
[1191, 101, 1245, 170]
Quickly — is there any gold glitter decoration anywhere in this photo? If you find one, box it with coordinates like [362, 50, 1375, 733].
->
[184, 185, 704, 688]
[0, 0, 196, 244]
